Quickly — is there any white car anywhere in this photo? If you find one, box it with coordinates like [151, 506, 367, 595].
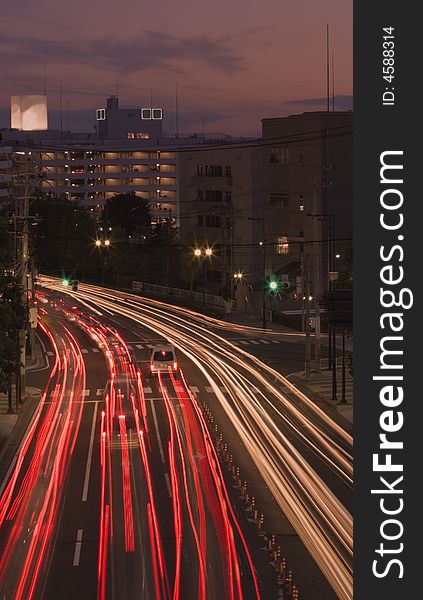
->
[149, 344, 178, 374]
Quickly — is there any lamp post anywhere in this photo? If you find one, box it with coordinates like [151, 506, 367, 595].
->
[95, 237, 111, 287]
[193, 247, 213, 305]
[248, 217, 266, 330]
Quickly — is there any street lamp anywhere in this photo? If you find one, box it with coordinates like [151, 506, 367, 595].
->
[192, 246, 213, 304]
[95, 238, 112, 286]
[248, 217, 266, 330]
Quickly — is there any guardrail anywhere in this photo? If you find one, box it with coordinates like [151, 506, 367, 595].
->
[131, 281, 224, 308]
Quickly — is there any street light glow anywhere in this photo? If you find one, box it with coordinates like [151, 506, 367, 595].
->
[194, 248, 202, 257]
[104, 239, 111, 247]
[95, 239, 102, 247]
[205, 248, 212, 256]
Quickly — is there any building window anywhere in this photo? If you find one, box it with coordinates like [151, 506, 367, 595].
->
[197, 165, 223, 177]
[225, 165, 232, 176]
[205, 189, 223, 202]
[276, 236, 289, 254]
[198, 215, 204, 226]
[96, 108, 106, 120]
[141, 108, 152, 120]
[270, 191, 289, 208]
[136, 133, 149, 139]
[226, 191, 232, 203]
[128, 133, 135, 139]
[269, 146, 289, 164]
[152, 108, 163, 120]
[197, 190, 204, 201]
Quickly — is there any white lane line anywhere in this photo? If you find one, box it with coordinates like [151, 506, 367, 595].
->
[149, 398, 166, 464]
[143, 386, 152, 394]
[135, 344, 144, 349]
[47, 351, 54, 356]
[146, 344, 153, 348]
[249, 340, 260, 345]
[96, 388, 104, 396]
[164, 473, 172, 498]
[259, 339, 271, 344]
[82, 389, 90, 397]
[238, 340, 250, 345]
[189, 386, 199, 393]
[205, 386, 214, 393]
[82, 402, 98, 502]
[73, 529, 84, 566]
[81, 348, 89, 354]
[270, 340, 281, 343]
[92, 348, 100, 353]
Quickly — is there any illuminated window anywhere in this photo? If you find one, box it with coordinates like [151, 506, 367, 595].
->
[128, 133, 135, 139]
[136, 132, 149, 139]
[141, 108, 152, 120]
[276, 236, 289, 254]
[96, 108, 106, 120]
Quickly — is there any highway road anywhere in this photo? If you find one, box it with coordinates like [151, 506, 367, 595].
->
[39, 277, 352, 600]
[0, 286, 279, 600]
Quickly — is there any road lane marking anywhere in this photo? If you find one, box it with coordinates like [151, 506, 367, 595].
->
[249, 340, 260, 345]
[96, 388, 104, 396]
[205, 386, 214, 393]
[143, 386, 152, 394]
[81, 348, 89, 354]
[189, 386, 199, 393]
[149, 398, 166, 465]
[82, 389, 90, 397]
[146, 344, 153, 348]
[135, 344, 144, 349]
[92, 348, 100, 353]
[238, 340, 250, 345]
[46, 351, 54, 356]
[73, 529, 84, 566]
[259, 339, 271, 344]
[82, 402, 98, 502]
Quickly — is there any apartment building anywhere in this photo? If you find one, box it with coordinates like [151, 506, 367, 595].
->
[178, 111, 352, 309]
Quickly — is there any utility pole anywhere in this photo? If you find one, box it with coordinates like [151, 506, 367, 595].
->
[312, 171, 322, 373]
[248, 217, 266, 330]
[305, 265, 312, 380]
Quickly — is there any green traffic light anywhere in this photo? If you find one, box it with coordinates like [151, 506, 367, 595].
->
[269, 280, 278, 290]
[62, 279, 69, 287]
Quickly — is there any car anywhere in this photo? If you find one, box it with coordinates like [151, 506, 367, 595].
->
[149, 344, 178, 374]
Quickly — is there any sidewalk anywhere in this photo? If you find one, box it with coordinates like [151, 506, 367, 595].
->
[288, 367, 353, 429]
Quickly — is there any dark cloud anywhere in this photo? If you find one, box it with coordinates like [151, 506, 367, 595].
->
[286, 95, 353, 109]
[0, 31, 244, 76]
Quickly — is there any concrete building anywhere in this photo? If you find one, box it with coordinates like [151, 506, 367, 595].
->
[178, 111, 352, 312]
[96, 96, 163, 140]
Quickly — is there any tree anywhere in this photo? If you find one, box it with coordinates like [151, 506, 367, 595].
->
[30, 193, 98, 279]
[101, 193, 151, 239]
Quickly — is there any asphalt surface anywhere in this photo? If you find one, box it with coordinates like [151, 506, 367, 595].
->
[0, 279, 353, 600]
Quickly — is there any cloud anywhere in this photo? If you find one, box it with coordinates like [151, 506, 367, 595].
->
[286, 95, 353, 109]
[0, 30, 244, 76]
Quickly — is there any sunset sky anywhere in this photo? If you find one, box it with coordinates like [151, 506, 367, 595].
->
[0, 0, 352, 136]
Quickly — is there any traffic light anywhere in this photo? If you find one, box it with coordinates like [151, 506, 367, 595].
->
[267, 277, 280, 295]
[62, 279, 69, 287]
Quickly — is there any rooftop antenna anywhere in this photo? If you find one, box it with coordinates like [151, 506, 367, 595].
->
[175, 83, 179, 138]
[332, 52, 335, 111]
[43, 61, 47, 95]
[59, 80, 63, 138]
[67, 99, 70, 131]
[326, 23, 330, 112]
[116, 80, 119, 98]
